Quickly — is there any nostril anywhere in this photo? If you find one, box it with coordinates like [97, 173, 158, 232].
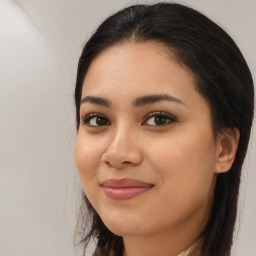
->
[105, 161, 112, 167]
[123, 161, 132, 165]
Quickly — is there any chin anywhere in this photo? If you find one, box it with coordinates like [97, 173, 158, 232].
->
[101, 213, 148, 236]
[107, 224, 143, 237]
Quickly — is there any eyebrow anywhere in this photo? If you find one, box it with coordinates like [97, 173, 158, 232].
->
[133, 94, 187, 107]
[80, 94, 187, 108]
[80, 96, 111, 107]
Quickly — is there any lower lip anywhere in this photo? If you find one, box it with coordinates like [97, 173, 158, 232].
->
[103, 186, 152, 200]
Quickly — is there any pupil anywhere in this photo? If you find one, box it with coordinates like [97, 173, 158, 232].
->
[155, 115, 166, 125]
[96, 117, 107, 126]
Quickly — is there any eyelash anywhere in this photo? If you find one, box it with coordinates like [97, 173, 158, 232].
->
[80, 111, 177, 127]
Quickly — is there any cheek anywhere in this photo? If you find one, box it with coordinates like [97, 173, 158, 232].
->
[148, 129, 216, 202]
[162, 125, 215, 170]
[74, 133, 103, 191]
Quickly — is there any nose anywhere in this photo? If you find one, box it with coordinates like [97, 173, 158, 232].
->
[101, 128, 143, 169]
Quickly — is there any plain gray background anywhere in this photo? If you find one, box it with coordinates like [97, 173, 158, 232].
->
[0, 0, 255, 255]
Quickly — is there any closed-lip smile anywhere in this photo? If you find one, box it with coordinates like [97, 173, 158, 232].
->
[101, 178, 154, 200]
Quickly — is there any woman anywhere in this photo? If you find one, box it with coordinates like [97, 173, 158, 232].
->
[74, 3, 254, 256]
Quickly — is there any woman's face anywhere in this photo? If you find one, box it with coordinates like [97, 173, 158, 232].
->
[75, 41, 221, 237]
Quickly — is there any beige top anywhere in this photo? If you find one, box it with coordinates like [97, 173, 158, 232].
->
[177, 237, 204, 256]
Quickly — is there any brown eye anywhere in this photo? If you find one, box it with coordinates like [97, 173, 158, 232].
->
[143, 112, 176, 126]
[82, 114, 110, 127]
[154, 115, 169, 125]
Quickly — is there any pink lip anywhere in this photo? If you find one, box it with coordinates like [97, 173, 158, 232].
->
[101, 178, 154, 200]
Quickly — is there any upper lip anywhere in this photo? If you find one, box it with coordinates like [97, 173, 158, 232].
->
[101, 178, 154, 188]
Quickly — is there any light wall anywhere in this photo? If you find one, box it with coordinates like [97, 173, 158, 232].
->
[0, 1, 255, 255]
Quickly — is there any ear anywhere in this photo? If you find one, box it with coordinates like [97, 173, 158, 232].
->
[215, 127, 240, 174]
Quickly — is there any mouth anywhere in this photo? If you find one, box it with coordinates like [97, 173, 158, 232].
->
[101, 178, 154, 201]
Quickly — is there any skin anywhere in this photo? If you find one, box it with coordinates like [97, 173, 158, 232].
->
[75, 41, 239, 256]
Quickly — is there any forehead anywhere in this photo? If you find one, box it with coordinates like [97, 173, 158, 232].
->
[82, 41, 197, 98]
